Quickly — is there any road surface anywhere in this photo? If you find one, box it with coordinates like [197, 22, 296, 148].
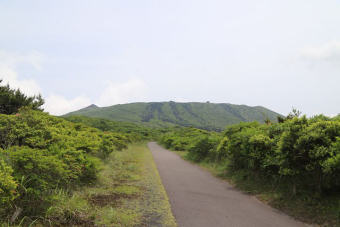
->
[148, 142, 307, 227]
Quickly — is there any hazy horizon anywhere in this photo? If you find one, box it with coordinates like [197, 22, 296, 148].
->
[1, 0, 339, 116]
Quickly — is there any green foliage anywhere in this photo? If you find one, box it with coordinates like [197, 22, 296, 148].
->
[187, 136, 219, 162]
[5, 146, 99, 195]
[100, 133, 128, 158]
[6, 146, 68, 193]
[217, 116, 340, 194]
[333, 114, 340, 121]
[159, 127, 220, 162]
[214, 137, 229, 162]
[0, 108, 130, 222]
[0, 79, 44, 114]
[0, 158, 18, 206]
[275, 118, 340, 192]
[160, 127, 212, 150]
[159, 113, 340, 224]
[65, 102, 282, 131]
[64, 115, 157, 141]
[161, 113, 340, 197]
[218, 122, 274, 171]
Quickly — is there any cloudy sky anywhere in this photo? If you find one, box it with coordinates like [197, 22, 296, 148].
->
[0, 0, 339, 116]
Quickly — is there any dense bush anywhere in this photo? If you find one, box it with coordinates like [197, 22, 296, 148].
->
[159, 127, 221, 162]
[64, 115, 157, 142]
[160, 127, 214, 151]
[100, 133, 128, 158]
[0, 108, 132, 221]
[0, 158, 18, 207]
[160, 114, 340, 196]
[274, 117, 340, 193]
[220, 122, 274, 171]
[187, 136, 219, 162]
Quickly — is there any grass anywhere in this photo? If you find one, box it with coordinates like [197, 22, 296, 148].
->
[2, 143, 176, 227]
[68, 142, 177, 227]
[172, 150, 340, 227]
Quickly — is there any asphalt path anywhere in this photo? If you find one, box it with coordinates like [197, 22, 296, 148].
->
[148, 142, 307, 227]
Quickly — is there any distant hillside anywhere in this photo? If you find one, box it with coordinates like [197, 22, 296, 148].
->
[64, 102, 282, 131]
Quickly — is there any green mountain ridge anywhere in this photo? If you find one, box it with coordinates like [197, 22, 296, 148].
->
[64, 102, 282, 131]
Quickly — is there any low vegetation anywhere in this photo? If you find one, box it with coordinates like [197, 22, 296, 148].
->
[0, 81, 175, 226]
[0, 108, 132, 225]
[159, 111, 340, 226]
[44, 144, 176, 227]
[63, 115, 158, 141]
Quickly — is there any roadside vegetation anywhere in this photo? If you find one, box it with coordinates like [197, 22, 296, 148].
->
[159, 110, 340, 226]
[44, 143, 176, 227]
[0, 107, 130, 225]
[0, 80, 175, 226]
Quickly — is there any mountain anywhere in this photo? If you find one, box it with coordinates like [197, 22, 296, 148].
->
[64, 102, 282, 131]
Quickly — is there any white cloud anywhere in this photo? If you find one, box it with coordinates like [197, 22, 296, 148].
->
[43, 78, 149, 115]
[0, 50, 43, 96]
[0, 50, 44, 71]
[301, 41, 340, 64]
[98, 78, 148, 106]
[0, 50, 90, 116]
[0, 51, 149, 115]
[327, 113, 338, 118]
[44, 94, 92, 116]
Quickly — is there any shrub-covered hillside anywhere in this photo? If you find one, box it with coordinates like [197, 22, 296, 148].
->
[0, 108, 132, 223]
[64, 101, 281, 131]
[0, 81, 153, 225]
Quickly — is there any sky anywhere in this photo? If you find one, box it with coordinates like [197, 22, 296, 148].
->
[0, 0, 339, 116]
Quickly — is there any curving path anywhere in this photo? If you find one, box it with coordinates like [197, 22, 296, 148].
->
[148, 142, 307, 227]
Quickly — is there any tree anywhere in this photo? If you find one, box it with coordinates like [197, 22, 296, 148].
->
[277, 108, 302, 123]
[0, 80, 44, 114]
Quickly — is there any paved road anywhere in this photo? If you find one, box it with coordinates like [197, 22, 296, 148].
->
[148, 142, 307, 227]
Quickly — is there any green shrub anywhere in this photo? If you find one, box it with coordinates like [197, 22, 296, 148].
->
[159, 127, 216, 152]
[0, 158, 18, 207]
[0, 108, 131, 221]
[0, 82, 139, 224]
[5, 147, 100, 198]
[214, 137, 229, 162]
[247, 133, 274, 171]
[294, 120, 340, 192]
[64, 115, 156, 142]
[6, 146, 69, 194]
[187, 136, 218, 162]
[161, 115, 340, 197]
[222, 123, 270, 171]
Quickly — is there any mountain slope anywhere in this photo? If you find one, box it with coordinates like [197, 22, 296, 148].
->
[64, 102, 282, 131]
